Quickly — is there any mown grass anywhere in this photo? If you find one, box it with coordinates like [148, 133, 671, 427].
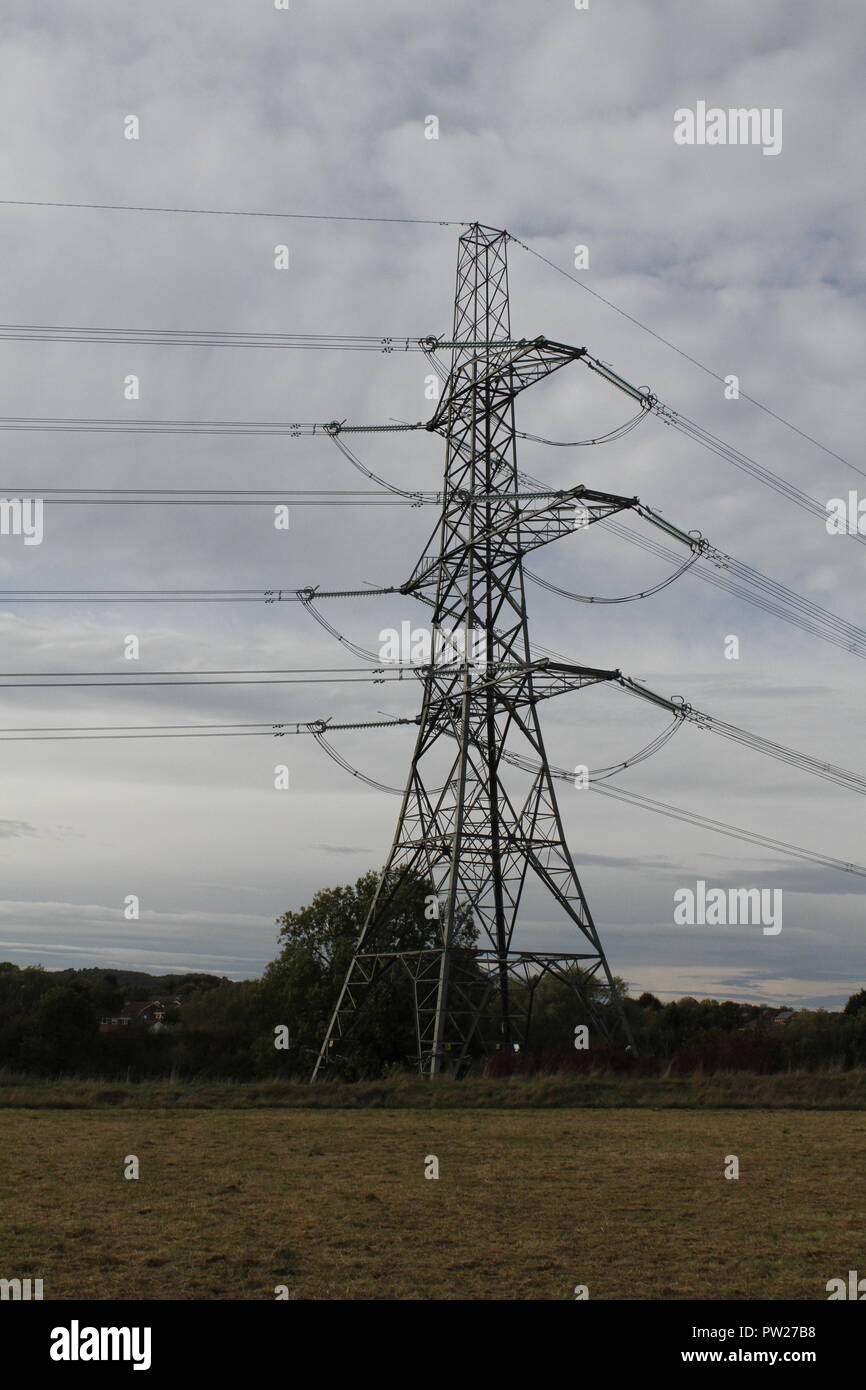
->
[1, 1068, 866, 1109]
[1, 1106, 863, 1299]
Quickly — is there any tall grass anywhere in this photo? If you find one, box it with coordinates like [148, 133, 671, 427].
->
[1, 1067, 865, 1109]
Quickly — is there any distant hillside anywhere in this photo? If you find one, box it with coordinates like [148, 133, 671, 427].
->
[49, 967, 226, 998]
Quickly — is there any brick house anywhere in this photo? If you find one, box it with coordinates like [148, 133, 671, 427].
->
[99, 999, 181, 1033]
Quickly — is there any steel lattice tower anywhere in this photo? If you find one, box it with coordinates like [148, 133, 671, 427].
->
[312, 223, 636, 1078]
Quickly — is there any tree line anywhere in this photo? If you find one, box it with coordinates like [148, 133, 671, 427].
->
[1, 867, 865, 1079]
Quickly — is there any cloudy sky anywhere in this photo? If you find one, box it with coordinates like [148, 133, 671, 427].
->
[0, 0, 863, 1007]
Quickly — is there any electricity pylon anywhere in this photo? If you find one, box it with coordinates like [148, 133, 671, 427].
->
[312, 223, 636, 1078]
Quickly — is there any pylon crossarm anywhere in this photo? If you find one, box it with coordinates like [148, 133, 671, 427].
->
[426, 333, 660, 435]
[402, 490, 636, 594]
[413, 661, 618, 721]
[426, 337, 587, 432]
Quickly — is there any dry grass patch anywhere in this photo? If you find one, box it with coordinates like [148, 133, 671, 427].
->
[2, 1108, 863, 1300]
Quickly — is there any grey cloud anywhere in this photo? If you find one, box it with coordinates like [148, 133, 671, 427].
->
[0, 1, 862, 1007]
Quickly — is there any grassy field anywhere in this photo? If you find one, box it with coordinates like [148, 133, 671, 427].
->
[2, 1105, 864, 1299]
[2, 1068, 866, 1108]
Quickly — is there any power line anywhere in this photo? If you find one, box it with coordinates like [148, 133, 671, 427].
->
[511, 234, 862, 480]
[527, 509, 866, 657]
[0, 676, 411, 688]
[0, 194, 850, 478]
[313, 722, 866, 880]
[5, 466, 862, 672]
[1, 709, 860, 879]
[0, 416, 423, 436]
[516, 406, 649, 447]
[0, 490, 429, 507]
[612, 680, 866, 798]
[0, 663, 425, 688]
[588, 780, 866, 879]
[525, 550, 699, 604]
[1, 212, 860, 980]
[599, 516, 866, 658]
[660, 407, 864, 539]
[9, 646, 866, 801]
[506, 743, 866, 877]
[689, 711, 866, 796]
[0, 487, 422, 498]
[518, 621, 866, 800]
[0, 197, 466, 227]
[258, 597, 866, 805]
[555, 349, 866, 550]
[0, 715, 417, 740]
[0, 324, 433, 352]
[0, 665, 412, 677]
[0, 585, 398, 603]
[515, 455, 866, 657]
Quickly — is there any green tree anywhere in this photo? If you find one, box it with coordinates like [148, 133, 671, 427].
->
[509, 966, 629, 1054]
[843, 988, 866, 1017]
[21, 984, 98, 1071]
[262, 866, 477, 1077]
[0, 965, 60, 1070]
[779, 1009, 845, 1070]
[637, 992, 662, 1011]
[176, 978, 271, 1078]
